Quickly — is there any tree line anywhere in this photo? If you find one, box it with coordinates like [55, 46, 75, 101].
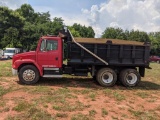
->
[0, 4, 160, 55]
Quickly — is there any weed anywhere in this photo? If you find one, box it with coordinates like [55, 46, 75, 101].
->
[121, 114, 128, 118]
[73, 89, 92, 95]
[128, 109, 143, 117]
[129, 109, 158, 120]
[28, 86, 53, 94]
[13, 101, 32, 112]
[42, 94, 66, 104]
[0, 86, 11, 97]
[81, 89, 92, 94]
[101, 108, 108, 117]
[112, 116, 118, 120]
[53, 105, 62, 111]
[43, 104, 48, 108]
[0, 86, 5, 96]
[89, 93, 96, 101]
[3, 107, 10, 112]
[156, 105, 160, 111]
[103, 89, 112, 96]
[52, 101, 86, 112]
[141, 111, 157, 120]
[89, 110, 97, 116]
[71, 113, 91, 120]
[6, 107, 55, 120]
[27, 107, 54, 120]
[136, 92, 149, 99]
[113, 91, 125, 101]
[56, 113, 68, 118]
[0, 100, 6, 107]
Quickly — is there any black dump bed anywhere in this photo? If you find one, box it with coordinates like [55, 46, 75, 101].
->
[67, 38, 150, 67]
[59, 29, 150, 68]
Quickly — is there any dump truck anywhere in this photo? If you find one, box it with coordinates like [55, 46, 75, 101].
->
[12, 27, 150, 87]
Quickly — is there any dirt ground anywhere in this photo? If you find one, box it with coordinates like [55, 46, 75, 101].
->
[0, 73, 160, 120]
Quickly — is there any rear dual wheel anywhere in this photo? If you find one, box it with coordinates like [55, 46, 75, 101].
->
[96, 68, 117, 87]
[119, 69, 140, 87]
[96, 68, 140, 87]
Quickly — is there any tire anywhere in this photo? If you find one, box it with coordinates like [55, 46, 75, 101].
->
[157, 61, 160, 64]
[119, 69, 140, 87]
[96, 68, 117, 87]
[18, 65, 40, 85]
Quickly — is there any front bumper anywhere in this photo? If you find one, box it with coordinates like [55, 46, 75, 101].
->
[12, 68, 18, 75]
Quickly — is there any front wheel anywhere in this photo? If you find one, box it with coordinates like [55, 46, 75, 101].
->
[119, 69, 140, 87]
[18, 65, 40, 85]
[96, 68, 117, 87]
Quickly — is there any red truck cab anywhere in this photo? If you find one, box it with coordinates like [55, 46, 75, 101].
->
[12, 36, 63, 84]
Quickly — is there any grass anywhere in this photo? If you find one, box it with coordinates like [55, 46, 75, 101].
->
[0, 60, 12, 77]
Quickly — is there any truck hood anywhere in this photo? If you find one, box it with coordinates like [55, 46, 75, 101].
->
[13, 51, 36, 62]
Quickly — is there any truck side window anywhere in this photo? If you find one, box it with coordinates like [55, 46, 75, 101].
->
[46, 40, 58, 51]
[40, 40, 45, 51]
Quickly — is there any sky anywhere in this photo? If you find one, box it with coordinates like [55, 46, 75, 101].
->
[0, 0, 160, 37]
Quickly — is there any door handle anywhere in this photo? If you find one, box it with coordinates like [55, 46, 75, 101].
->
[55, 57, 58, 60]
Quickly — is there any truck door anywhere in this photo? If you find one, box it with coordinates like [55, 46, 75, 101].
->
[37, 39, 62, 69]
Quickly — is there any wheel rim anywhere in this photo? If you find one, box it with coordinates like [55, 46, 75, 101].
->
[102, 72, 113, 84]
[23, 69, 36, 81]
[126, 73, 137, 85]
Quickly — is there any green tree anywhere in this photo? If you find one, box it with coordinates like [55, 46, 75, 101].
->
[72, 23, 95, 38]
[16, 4, 36, 23]
[102, 27, 150, 42]
[68, 26, 81, 37]
[149, 32, 160, 55]
[128, 30, 150, 42]
[50, 17, 64, 35]
[36, 12, 51, 24]
[102, 27, 127, 39]
[0, 6, 24, 48]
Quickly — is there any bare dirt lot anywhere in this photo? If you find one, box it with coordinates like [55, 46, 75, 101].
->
[0, 60, 160, 120]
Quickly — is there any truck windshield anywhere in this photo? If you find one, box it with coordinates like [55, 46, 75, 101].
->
[4, 50, 15, 53]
